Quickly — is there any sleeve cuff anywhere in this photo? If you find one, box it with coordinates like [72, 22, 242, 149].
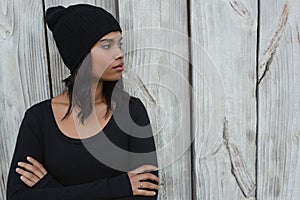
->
[32, 173, 62, 189]
[108, 173, 133, 198]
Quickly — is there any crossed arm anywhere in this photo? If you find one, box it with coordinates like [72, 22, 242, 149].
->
[8, 98, 159, 199]
[15, 156, 159, 196]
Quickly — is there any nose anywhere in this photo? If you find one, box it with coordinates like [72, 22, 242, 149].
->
[115, 45, 124, 60]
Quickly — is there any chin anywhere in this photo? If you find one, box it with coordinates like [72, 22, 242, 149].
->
[101, 75, 122, 82]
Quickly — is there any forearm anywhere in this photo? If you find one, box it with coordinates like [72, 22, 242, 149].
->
[7, 173, 132, 200]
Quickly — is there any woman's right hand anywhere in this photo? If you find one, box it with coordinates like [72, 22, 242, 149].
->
[127, 165, 159, 196]
[15, 156, 47, 187]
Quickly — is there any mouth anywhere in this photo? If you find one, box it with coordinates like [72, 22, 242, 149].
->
[113, 63, 124, 71]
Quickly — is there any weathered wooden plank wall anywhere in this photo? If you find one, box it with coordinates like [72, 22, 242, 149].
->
[118, 1, 191, 199]
[257, 0, 300, 199]
[1, 0, 299, 200]
[0, 1, 50, 200]
[190, 0, 257, 199]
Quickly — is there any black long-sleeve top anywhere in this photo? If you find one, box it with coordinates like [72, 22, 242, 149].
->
[6, 96, 158, 200]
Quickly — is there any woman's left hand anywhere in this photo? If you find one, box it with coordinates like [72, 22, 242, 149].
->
[15, 156, 47, 187]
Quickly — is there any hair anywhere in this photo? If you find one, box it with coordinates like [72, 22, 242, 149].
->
[62, 53, 120, 124]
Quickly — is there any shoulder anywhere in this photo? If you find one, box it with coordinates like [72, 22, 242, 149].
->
[129, 96, 143, 105]
[24, 99, 51, 118]
[113, 88, 150, 124]
[114, 89, 145, 110]
[18, 99, 51, 131]
[128, 96, 150, 126]
[129, 96, 146, 111]
[26, 99, 51, 112]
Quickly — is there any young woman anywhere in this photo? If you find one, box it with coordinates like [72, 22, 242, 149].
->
[6, 4, 159, 200]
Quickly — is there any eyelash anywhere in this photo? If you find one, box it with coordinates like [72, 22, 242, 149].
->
[102, 44, 111, 49]
[101, 42, 123, 49]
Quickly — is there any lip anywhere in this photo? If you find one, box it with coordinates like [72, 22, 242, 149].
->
[113, 63, 124, 71]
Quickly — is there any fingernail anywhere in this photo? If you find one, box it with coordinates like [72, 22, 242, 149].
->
[17, 162, 21, 166]
[27, 156, 31, 160]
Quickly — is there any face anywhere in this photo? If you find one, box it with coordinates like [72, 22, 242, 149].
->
[90, 31, 124, 81]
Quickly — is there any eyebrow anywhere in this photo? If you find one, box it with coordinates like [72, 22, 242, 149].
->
[99, 37, 123, 43]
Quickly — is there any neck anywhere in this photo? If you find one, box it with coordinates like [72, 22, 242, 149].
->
[91, 81, 105, 104]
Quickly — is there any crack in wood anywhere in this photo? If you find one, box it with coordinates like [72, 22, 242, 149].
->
[136, 75, 156, 104]
[229, 0, 251, 19]
[296, 25, 300, 44]
[258, 3, 289, 84]
[222, 117, 256, 198]
[199, 143, 224, 161]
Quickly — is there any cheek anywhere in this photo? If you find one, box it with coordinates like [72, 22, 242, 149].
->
[91, 52, 114, 74]
[92, 54, 112, 68]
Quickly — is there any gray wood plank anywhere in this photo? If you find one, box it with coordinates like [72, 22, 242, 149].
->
[257, 1, 300, 199]
[118, 0, 192, 199]
[190, 0, 258, 199]
[0, 0, 50, 199]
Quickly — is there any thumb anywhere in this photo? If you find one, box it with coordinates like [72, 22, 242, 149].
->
[129, 165, 158, 174]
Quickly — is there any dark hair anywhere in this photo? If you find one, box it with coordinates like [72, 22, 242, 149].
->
[62, 53, 120, 124]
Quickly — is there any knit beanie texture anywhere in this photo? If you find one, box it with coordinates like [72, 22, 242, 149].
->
[46, 4, 122, 73]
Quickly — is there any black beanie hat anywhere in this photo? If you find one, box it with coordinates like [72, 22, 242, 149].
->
[46, 4, 122, 73]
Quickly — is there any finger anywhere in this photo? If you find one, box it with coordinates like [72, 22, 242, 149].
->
[20, 176, 35, 187]
[18, 162, 44, 179]
[130, 165, 158, 174]
[16, 168, 39, 184]
[136, 189, 157, 196]
[27, 156, 47, 175]
[139, 181, 159, 190]
[137, 173, 160, 183]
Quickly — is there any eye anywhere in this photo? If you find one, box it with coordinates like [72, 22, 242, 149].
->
[101, 44, 111, 49]
[118, 42, 123, 49]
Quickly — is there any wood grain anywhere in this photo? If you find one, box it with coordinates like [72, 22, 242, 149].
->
[190, 0, 257, 199]
[257, 0, 300, 199]
[1, 0, 300, 199]
[118, 0, 192, 199]
[0, 0, 50, 199]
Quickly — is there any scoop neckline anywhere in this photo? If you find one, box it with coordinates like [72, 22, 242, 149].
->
[47, 99, 113, 144]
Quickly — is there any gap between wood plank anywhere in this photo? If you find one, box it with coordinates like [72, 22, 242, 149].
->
[42, 0, 53, 98]
[255, 0, 260, 199]
[186, 0, 196, 199]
